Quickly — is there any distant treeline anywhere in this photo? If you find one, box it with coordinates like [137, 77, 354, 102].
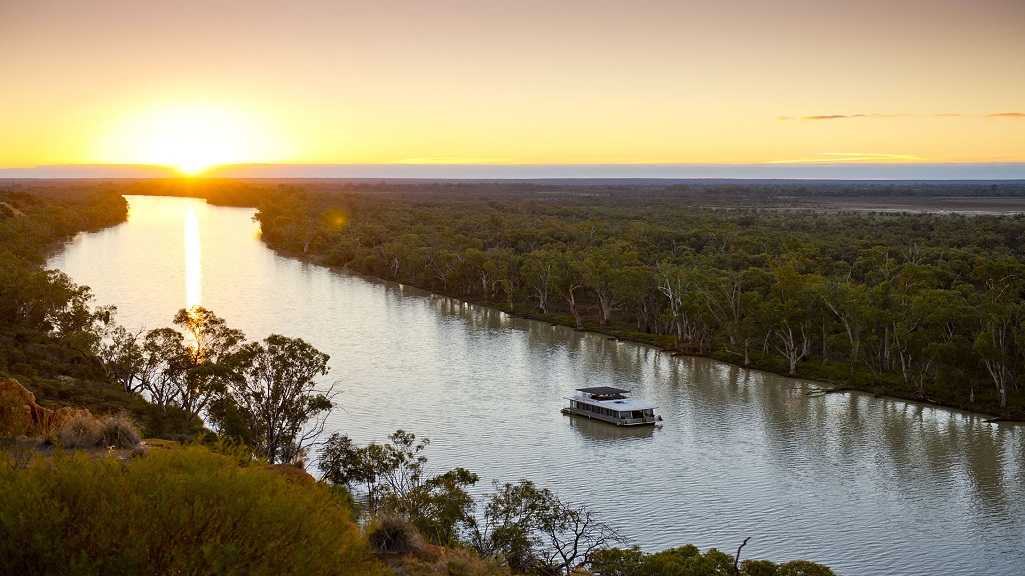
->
[247, 182, 1025, 418]
[6, 177, 1024, 210]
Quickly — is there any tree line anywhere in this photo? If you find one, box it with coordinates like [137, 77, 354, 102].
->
[254, 183, 1025, 418]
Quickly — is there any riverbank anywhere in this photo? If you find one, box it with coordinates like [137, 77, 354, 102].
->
[270, 242, 1022, 424]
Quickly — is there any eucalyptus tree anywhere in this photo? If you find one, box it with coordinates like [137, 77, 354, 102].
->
[215, 334, 333, 464]
[973, 259, 1025, 408]
[553, 250, 588, 330]
[470, 480, 625, 576]
[766, 265, 820, 375]
[581, 241, 642, 326]
[171, 307, 248, 422]
[818, 280, 871, 372]
[319, 430, 479, 545]
[521, 249, 557, 314]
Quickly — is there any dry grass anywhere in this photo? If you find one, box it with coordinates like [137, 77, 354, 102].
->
[369, 513, 422, 555]
[100, 412, 142, 449]
[56, 414, 103, 448]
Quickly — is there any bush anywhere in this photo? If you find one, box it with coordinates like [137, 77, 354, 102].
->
[100, 412, 142, 449]
[0, 445, 383, 576]
[56, 413, 103, 448]
[368, 513, 421, 554]
[592, 545, 838, 576]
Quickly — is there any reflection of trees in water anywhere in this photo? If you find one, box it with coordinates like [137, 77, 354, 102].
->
[371, 277, 1025, 561]
[649, 350, 1025, 524]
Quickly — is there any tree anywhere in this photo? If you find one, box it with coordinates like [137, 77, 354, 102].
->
[522, 250, 557, 314]
[319, 433, 392, 513]
[470, 480, 624, 576]
[582, 242, 641, 326]
[818, 280, 870, 372]
[139, 327, 190, 409]
[318, 430, 480, 546]
[171, 307, 248, 422]
[97, 323, 147, 394]
[553, 251, 588, 330]
[213, 334, 333, 463]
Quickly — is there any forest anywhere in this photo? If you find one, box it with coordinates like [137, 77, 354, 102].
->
[244, 179, 1025, 419]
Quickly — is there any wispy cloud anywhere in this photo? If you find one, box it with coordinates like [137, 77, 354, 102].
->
[803, 113, 910, 120]
[778, 112, 1024, 121]
[769, 152, 924, 164]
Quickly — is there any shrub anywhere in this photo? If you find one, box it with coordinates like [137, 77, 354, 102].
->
[0, 445, 383, 576]
[368, 512, 421, 554]
[100, 412, 142, 449]
[592, 545, 837, 576]
[56, 413, 103, 448]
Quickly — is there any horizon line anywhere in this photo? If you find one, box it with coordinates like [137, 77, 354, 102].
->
[2, 162, 1025, 181]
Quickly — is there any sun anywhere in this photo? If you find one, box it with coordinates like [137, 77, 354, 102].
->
[98, 105, 286, 176]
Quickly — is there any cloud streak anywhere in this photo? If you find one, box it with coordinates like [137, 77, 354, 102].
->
[769, 152, 924, 164]
[779, 112, 1024, 121]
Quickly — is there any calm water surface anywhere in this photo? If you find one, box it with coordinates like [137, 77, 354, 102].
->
[48, 196, 1025, 576]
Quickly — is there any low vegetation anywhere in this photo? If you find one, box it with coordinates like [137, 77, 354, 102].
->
[593, 545, 837, 576]
[0, 444, 382, 576]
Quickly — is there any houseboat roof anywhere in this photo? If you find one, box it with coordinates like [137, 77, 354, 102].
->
[568, 389, 656, 411]
[576, 386, 632, 396]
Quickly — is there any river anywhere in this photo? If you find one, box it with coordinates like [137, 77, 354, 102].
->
[48, 195, 1025, 576]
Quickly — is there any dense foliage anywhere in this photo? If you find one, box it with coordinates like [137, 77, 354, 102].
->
[320, 430, 835, 576]
[593, 545, 837, 576]
[101, 306, 336, 462]
[0, 184, 182, 430]
[252, 182, 1025, 418]
[0, 445, 381, 576]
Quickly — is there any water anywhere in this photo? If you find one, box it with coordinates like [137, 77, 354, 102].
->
[48, 195, 1025, 576]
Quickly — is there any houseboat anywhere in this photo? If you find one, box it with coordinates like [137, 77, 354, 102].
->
[562, 386, 661, 426]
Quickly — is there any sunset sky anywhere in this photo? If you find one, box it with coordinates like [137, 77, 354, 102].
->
[2, 0, 1024, 176]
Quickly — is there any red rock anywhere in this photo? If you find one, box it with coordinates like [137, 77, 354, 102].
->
[0, 377, 93, 437]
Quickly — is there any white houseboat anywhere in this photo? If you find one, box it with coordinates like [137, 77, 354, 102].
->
[562, 386, 661, 426]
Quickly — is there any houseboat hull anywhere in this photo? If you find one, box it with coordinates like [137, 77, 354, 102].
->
[561, 406, 660, 426]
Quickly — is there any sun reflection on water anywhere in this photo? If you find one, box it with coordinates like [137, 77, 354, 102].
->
[184, 206, 202, 309]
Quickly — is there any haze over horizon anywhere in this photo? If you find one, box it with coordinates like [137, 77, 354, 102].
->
[4, 162, 1025, 181]
[3, 1, 1023, 177]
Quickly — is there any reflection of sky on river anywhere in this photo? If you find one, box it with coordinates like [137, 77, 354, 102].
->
[48, 196, 1025, 576]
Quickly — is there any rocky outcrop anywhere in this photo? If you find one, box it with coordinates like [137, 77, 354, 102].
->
[0, 377, 92, 437]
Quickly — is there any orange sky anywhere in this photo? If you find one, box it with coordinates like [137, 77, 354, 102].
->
[2, 0, 1023, 174]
